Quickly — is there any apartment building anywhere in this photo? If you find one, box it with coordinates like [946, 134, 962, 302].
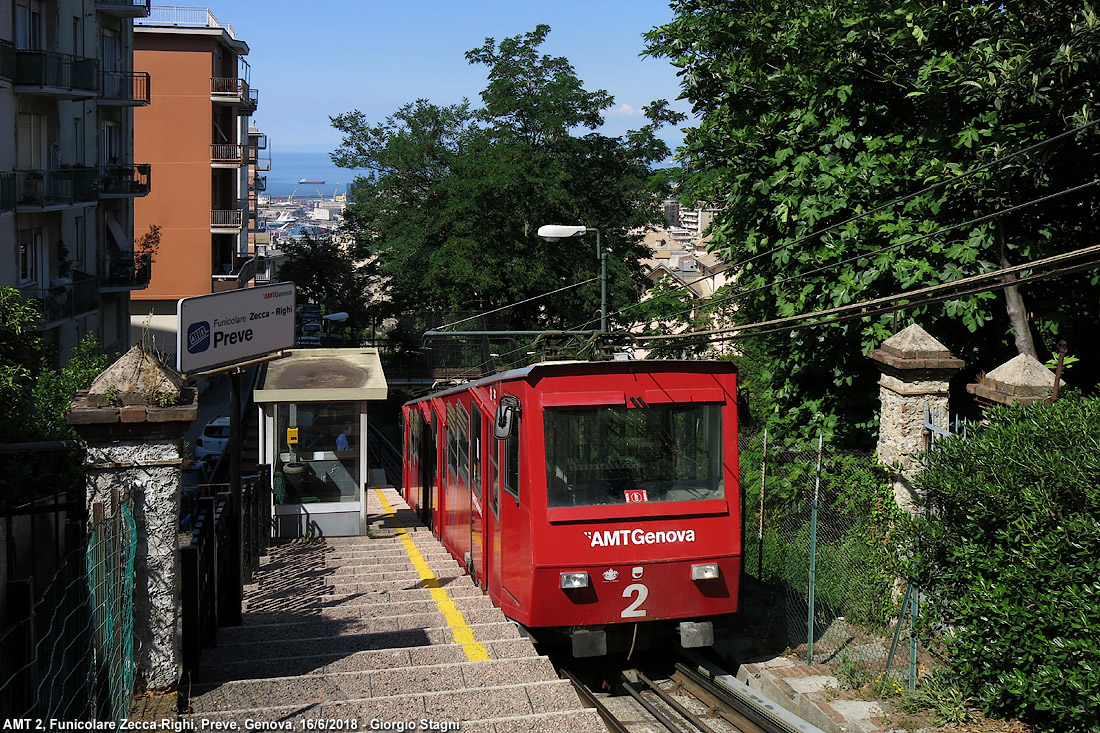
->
[130, 6, 267, 357]
[1, 0, 153, 364]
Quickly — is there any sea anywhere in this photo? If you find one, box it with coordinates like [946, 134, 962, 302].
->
[265, 150, 360, 200]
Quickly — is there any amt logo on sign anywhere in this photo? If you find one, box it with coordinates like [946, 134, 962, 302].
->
[187, 321, 211, 354]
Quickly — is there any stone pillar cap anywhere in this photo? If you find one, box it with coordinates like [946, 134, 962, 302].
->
[967, 352, 1066, 405]
[868, 324, 964, 372]
[87, 344, 185, 407]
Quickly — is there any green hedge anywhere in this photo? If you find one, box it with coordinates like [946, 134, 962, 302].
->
[915, 395, 1100, 732]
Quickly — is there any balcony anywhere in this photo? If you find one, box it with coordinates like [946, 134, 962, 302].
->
[20, 273, 99, 327]
[1, 173, 14, 212]
[211, 77, 250, 106]
[211, 143, 244, 167]
[102, 250, 152, 290]
[96, 0, 151, 16]
[14, 50, 98, 98]
[0, 39, 13, 82]
[249, 133, 268, 150]
[211, 209, 244, 232]
[253, 155, 272, 172]
[249, 175, 267, 192]
[100, 71, 150, 105]
[16, 168, 97, 210]
[99, 164, 151, 198]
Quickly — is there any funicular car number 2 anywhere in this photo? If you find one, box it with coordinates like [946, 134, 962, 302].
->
[622, 583, 648, 618]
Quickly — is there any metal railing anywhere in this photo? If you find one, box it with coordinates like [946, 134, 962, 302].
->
[180, 467, 269, 683]
[249, 133, 268, 150]
[211, 77, 249, 102]
[16, 168, 98, 207]
[254, 155, 272, 172]
[0, 39, 13, 81]
[367, 423, 403, 489]
[102, 250, 152, 288]
[211, 143, 244, 165]
[96, 0, 151, 15]
[100, 71, 150, 104]
[138, 6, 236, 37]
[0, 172, 14, 211]
[211, 209, 244, 229]
[20, 273, 99, 325]
[99, 163, 151, 197]
[14, 50, 98, 93]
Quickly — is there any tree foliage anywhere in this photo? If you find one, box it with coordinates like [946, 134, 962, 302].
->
[645, 2, 1100, 442]
[0, 287, 116, 506]
[331, 25, 681, 336]
[275, 233, 383, 335]
[914, 396, 1100, 731]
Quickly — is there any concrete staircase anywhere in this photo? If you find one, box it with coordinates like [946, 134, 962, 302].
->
[183, 504, 603, 732]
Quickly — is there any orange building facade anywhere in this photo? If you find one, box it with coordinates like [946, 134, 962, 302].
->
[130, 6, 267, 358]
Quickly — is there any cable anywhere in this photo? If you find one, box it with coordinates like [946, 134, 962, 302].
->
[434, 276, 599, 331]
[663, 257, 1100, 345]
[607, 118, 1100, 322]
[621, 176, 1100, 330]
[641, 242, 1100, 343]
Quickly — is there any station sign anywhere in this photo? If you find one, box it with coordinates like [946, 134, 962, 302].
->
[177, 282, 296, 373]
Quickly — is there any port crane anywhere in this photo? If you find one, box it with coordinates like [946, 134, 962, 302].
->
[287, 179, 326, 203]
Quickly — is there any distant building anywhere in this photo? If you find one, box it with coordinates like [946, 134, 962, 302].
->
[1, 0, 153, 364]
[129, 6, 267, 358]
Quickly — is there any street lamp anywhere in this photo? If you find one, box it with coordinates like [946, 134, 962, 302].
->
[537, 224, 607, 333]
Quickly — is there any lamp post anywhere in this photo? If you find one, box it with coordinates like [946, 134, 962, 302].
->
[537, 224, 607, 333]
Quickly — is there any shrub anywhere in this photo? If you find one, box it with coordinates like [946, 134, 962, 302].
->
[914, 395, 1100, 732]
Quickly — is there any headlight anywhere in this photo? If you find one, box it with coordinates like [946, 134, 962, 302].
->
[691, 563, 720, 581]
[560, 571, 590, 589]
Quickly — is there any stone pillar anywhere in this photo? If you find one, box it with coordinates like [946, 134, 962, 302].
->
[967, 352, 1066, 409]
[68, 346, 197, 691]
[868, 324, 964, 512]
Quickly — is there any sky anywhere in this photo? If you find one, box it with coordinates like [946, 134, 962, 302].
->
[200, 1, 692, 156]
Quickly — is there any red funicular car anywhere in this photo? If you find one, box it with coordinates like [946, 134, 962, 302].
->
[402, 359, 741, 656]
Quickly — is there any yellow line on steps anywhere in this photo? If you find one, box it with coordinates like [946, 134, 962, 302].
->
[373, 489, 490, 662]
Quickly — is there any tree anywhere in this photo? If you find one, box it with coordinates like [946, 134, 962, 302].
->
[274, 233, 383, 335]
[331, 25, 681, 337]
[644, 2, 1100, 442]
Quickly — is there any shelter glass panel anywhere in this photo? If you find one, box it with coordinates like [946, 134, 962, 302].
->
[274, 402, 359, 504]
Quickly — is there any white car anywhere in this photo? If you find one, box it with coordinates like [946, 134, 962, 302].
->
[194, 416, 230, 460]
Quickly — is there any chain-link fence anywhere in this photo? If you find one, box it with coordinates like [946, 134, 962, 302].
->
[739, 428, 922, 679]
[0, 496, 136, 720]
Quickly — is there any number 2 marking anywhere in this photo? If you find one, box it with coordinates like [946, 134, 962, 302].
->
[621, 583, 649, 618]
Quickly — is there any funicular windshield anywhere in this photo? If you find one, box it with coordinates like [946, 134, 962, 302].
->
[544, 403, 724, 507]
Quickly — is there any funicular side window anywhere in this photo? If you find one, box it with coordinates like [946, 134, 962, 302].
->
[502, 413, 520, 504]
[544, 403, 724, 508]
[471, 405, 482, 497]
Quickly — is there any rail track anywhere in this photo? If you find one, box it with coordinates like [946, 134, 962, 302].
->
[560, 650, 824, 733]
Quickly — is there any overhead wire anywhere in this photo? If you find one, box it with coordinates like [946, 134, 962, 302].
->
[421, 119, 1100, 374]
[647, 177, 1100, 326]
[640, 242, 1100, 344]
[603, 117, 1100, 324]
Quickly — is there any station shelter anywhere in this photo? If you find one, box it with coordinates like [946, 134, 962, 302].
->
[254, 348, 388, 537]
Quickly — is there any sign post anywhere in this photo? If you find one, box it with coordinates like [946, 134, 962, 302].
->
[177, 282, 296, 624]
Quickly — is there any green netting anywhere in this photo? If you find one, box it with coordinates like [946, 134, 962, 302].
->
[739, 429, 919, 677]
[0, 503, 136, 721]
